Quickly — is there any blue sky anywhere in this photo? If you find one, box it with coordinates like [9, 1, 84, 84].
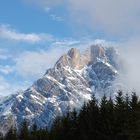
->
[0, 0, 95, 95]
[0, 0, 140, 95]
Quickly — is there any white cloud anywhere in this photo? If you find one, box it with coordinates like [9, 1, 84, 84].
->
[23, 0, 140, 36]
[0, 55, 11, 60]
[0, 48, 11, 60]
[14, 39, 111, 79]
[67, 0, 140, 35]
[0, 76, 23, 96]
[116, 37, 140, 93]
[0, 65, 15, 75]
[0, 25, 54, 43]
[50, 14, 64, 22]
[14, 48, 66, 79]
[45, 7, 51, 12]
[0, 75, 31, 96]
[0, 76, 13, 95]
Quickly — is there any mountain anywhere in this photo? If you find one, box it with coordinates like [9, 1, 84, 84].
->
[0, 44, 120, 135]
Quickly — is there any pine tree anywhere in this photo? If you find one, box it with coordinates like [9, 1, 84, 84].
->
[78, 102, 89, 140]
[129, 92, 140, 139]
[123, 94, 131, 139]
[30, 123, 38, 140]
[107, 96, 115, 139]
[3, 91, 140, 140]
[68, 109, 80, 140]
[4, 127, 17, 140]
[36, 128, 49, 140]
[99, 95, 112, 140]
[114, 90, 126, 140]
[19, 120, 30, 140]
[51, 116, 63, 140]
[89, 95, 100, 140]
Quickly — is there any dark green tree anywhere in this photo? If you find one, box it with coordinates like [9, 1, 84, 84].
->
[114, 91, 126, 140]
[4, 127, 17, 140]
[19, 120, 30, 140]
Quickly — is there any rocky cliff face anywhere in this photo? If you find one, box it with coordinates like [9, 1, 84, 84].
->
[0, 44, 120, 135]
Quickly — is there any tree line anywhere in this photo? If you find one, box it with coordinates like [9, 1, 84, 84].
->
[1, 90, 140, 140]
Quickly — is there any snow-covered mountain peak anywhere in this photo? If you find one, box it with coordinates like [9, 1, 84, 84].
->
[0, 44, 120, 135]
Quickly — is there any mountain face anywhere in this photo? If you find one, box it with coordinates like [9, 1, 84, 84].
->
[0, 45, 120, 135]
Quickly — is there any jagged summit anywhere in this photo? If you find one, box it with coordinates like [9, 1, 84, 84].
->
[55, 47, 82, 69]
[90, 45, 107, 63]
[0, 44, 119, 135]
[55, 45, 108, 70]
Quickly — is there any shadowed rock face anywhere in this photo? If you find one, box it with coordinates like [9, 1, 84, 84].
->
[90, 45, 107, 63]
[0, 44, 120, 135]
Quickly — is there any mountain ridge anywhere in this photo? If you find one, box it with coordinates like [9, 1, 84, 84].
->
[0, 44, 120, 135]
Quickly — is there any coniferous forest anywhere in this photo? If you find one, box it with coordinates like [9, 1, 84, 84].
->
[2, 91, 140, 140]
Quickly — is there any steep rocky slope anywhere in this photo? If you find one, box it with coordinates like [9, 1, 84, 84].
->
[0, 44, 120, 135]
